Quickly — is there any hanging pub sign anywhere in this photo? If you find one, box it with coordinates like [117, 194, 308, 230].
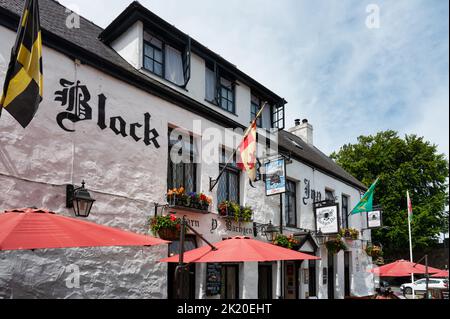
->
[367, 210, 383, 229]
[265, 158, 286, 196]
[315, 203, 340, 235]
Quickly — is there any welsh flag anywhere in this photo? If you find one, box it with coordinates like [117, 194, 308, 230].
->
[238, 121, 258, 182]
[407, 191, 413, 222]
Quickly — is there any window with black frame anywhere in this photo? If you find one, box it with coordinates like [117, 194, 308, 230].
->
[285, 180, 297, 227]
[251, 95, 262, 128]
[143, 31, 187, 86]
[167, 128, 197, 193]
[342, 195, 350, 229]
[144, 34, 164, 77]
[220, 77, 235, 113]
[217, 148, 240, 204]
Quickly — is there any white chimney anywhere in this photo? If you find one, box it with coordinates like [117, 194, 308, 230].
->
[289, 119, 314, 145]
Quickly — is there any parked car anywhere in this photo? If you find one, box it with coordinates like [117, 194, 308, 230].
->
[400, 278, 449, 295]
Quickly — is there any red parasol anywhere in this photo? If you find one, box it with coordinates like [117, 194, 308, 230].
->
[160, 236, 320, 263]
[0, 208, 168, 251]
[370, 260, 441, 277]
[431, 270, 449, 278]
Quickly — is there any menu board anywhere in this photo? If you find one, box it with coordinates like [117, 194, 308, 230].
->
[206, 263, 222, 296]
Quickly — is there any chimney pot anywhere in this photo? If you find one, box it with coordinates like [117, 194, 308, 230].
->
[302, 119, 308, 124]
[295, 119, 301, 126]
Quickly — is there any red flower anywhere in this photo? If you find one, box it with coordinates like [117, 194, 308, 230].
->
[170, 215, 177, 222]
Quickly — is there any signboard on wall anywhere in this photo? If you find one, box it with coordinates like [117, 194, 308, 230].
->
[265, 158, 286, 196]
[315, 204, 340, 235]
[367, 211, 383, 229]
[205, 263, 222, 296]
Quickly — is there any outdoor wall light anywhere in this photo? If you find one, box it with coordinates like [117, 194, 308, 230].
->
[66, 181, 96, 218]
[265, 221, 279, 242]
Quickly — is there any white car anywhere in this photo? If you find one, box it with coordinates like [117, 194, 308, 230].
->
[400, 278, 448, 294]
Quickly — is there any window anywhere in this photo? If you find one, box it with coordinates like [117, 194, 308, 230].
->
[143, 32, 187, 86]
[251, 95, 262, 128]
[167, 128, 197, 193]
[220, 77, 235, 113]
[217, 148, 240, 204]
[144, 35, 163, 77]
[342, 195, 349, 229]
[286, 180, 297, 227]
[205, 66, 216, 103]
[325, 189, 335, 203]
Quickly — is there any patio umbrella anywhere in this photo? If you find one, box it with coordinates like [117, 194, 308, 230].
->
[431, 270, 449, 278]
[160, 236, 320, 263]
[370, 260, 441, 277]
[0, 208, 168, 251]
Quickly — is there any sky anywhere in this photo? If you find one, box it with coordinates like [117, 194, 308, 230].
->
[59, 0, 449, 158]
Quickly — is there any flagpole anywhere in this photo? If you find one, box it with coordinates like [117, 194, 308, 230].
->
[209, 101, 268, 192]
[407, 191, 415, 299]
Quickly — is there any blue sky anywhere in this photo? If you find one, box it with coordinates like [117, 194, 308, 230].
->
[59, 0, 449, 158]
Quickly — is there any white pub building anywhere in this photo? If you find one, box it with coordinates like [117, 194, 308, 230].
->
[0, 0, 375, 299]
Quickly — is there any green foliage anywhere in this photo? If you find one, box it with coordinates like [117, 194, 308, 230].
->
[326, 238, 347, 254]
[218, 201, 254, 223]
[273, 234, 299, 250]
[331, 130, 449, 255]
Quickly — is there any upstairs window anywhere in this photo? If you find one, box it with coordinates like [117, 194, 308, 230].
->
[342, 195, 350, 229]
[220, 78, 235, 113]
[143, 31, 189, 87]
[325, 189, 335, 203]
[251, 95, 262, 128]
[167, 128, 198, 193]
[217, 147, 240, 204]
[144, 35, 163, 77]
[285, 180, 297, 228]
[205, 61, 236, 114]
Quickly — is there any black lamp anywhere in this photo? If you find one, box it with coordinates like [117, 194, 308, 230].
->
[66, 181, 96, 218]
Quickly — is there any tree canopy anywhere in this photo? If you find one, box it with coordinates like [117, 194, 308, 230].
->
[331, 130, 449, 255]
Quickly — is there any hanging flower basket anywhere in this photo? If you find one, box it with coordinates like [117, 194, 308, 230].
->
[149, 214, 182, 240]
[326, 238, 347, 254]
[339, 228, 360, 240]
[157, 227, 180, 241]
[366, 245, 384, 258]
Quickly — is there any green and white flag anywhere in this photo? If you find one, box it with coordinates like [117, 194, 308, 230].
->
[351, 178, 380, 215]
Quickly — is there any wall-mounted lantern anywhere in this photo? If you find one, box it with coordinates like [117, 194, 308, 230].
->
[66, 181, 96, 218]
[264, 221, 279, 242]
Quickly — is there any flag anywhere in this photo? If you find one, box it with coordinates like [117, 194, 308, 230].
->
[407, 191, 413, 222]
[351, 178, 380, 215]
[0, 0, 43, 128]
[238, 121, 258, 182]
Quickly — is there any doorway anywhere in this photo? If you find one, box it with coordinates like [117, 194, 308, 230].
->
[284, 261, 300, 299]
[258, 264, 273, 299]
[167, 235, 197, 299]
[221, 264, 239, 299]
[308, 259, 317, 298]
[327, 253, 335, 299]
[344, 252, 351, 297]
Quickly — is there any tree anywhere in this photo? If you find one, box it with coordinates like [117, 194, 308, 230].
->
[331, 131, 449, 256]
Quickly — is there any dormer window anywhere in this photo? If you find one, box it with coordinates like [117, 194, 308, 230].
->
[205, 61, 236, 114]
[143, 31, 187, 87]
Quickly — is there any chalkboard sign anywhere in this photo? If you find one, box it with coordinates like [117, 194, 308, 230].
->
[206, 263, 222, 296]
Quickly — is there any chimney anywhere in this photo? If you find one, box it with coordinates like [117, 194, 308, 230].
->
[289, 119, 314, 145]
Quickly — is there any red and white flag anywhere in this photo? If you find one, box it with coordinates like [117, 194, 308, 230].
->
[407, 191, 413, 222]
[239, 121, 258, 182]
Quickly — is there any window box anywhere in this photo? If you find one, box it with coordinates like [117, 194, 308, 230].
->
[167, 188, 212, 214]
[218, 201, 253, 223]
